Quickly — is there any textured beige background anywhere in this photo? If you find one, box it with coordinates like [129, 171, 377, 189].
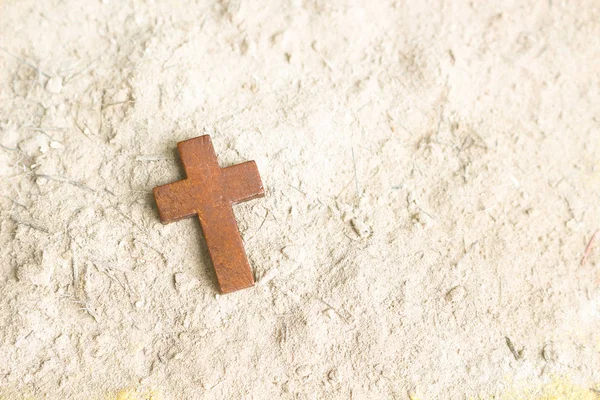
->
[1, 0, 599, 399]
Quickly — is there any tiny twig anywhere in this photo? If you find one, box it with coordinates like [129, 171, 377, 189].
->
[71, 240, 78, 290]
[35, 174, 97, 192]
[255, 208, 269, 233]
[2, 195, 26, 208]
[437, 104, 444, 135]
[417, 206, 435, 220]
[288, 184, 306, 196]
[70, 299, 99, 322]
[134, 239, 168, 266]
[0, 143, 18, 151]
[455, 241, 478, 268]
[315, 297, 351, 324]
[505, 337, 522, 360]
[27, 126, 67, 132]
[64, 55, 101, 83]
[0, 46, 51, 78]
[135, 155, 173, 161]
[352, 148, 360, 199]
[110, 205, 149, 236]
[101, 100, 135, 110]
[581, 230, 599, 266]
[9, 216, 50, 234]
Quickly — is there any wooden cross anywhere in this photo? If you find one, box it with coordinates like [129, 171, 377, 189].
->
[153, 135, 265, 294]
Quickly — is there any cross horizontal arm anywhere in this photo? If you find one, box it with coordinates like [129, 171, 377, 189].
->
[153, 180, 196, 223]
[222, 161, 265, 204]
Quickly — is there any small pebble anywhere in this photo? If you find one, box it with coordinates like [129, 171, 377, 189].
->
[327, 368, 340, 382]
[445, 286, 466, 302]
[174, 272, 199, 293]
[296, 365, 311, 378]
[351, 218, 372, 238]
[324, 308, 336, 319]
[46, 76, 63, 94]
[280, 246, 306, 262]
[17, 262, 54, 286]
[542, 342, 558, 363]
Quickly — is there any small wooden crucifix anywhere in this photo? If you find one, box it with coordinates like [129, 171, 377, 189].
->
[153, 135, 265, 293]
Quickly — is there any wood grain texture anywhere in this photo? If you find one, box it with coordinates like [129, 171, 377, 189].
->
[153, 135, 265, 294]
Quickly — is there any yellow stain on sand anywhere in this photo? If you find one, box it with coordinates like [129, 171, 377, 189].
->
[498, 376, 600, 400]
[113, 388, 162, 400]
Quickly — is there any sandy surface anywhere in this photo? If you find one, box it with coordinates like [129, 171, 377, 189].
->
[1, 0, 599, 399]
